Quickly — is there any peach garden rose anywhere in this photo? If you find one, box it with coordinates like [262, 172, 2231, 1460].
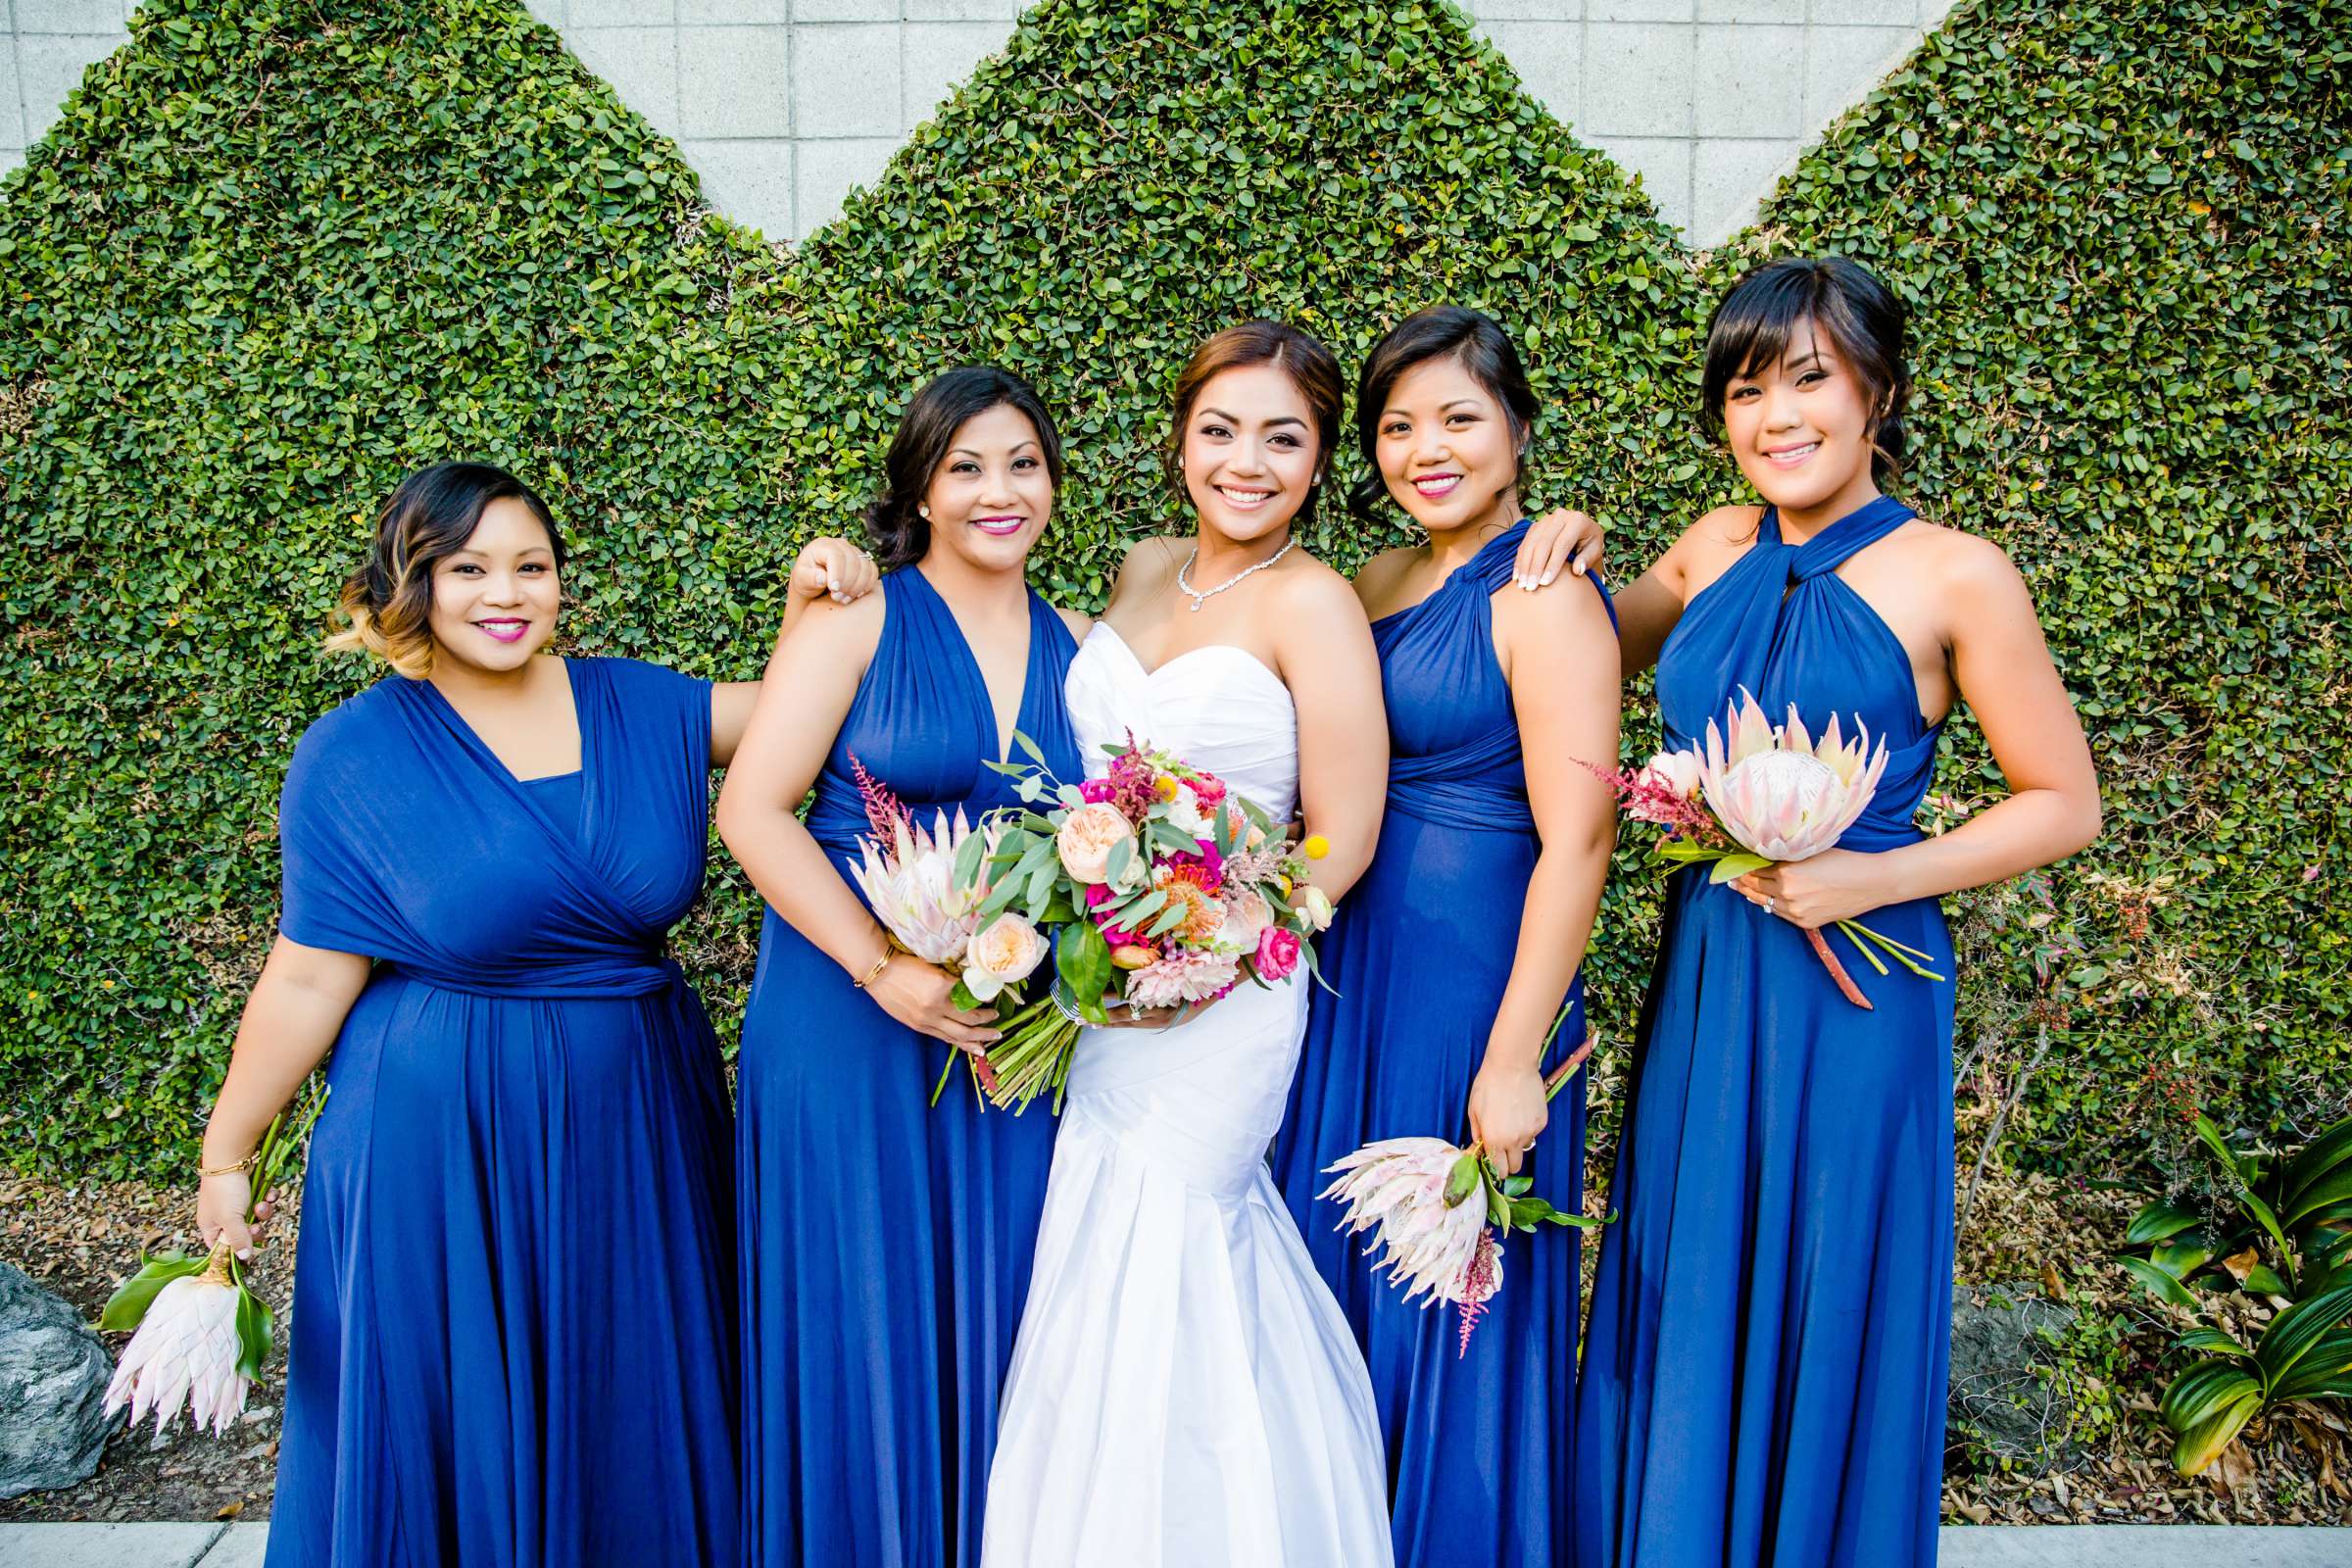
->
[1055, 801, 1136, 885]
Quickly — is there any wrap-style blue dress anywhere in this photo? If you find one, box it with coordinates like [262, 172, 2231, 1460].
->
[1272, 521, 1614, 1567]
[737, 565, 1078, 1568]
[1574, 496, 1956, 1567]
[269, 657, 739, 1568]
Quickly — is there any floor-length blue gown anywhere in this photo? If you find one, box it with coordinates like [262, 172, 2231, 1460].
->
[1574, 495, 1956, 1567]
[270, 657, 739, 1568]
[737, 565, 1077, 1568]
[1272, 521, 1613, 1567]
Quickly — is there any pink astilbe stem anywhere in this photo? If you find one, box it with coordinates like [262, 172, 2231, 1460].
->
[1455, 1230, 1499, 1358]
[848, 751, 907, 842]
[1581, 760, 1725, 847]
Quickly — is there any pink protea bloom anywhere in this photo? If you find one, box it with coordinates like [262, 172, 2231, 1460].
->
[1320, 1138, 1489, 1311]
[1124, 947, 1241, 1009]
[105, 1251, 250, 1438]
[1696, 689, 1887, 862]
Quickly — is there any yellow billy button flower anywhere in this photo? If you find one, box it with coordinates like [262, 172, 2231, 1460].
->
[1155, 776, 1181, 801]
[1300, 834, 1330, 860]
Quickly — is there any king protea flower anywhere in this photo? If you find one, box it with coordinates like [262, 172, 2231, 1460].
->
[1697, 690, 1888, 862]
[1323, 1031, 1600, 1354]
[1593, 692, 1946, 1008]
[104, 1244, 251, 1437]
[1322, 1137, 1494, 1311]
[849, 807, 992, 966]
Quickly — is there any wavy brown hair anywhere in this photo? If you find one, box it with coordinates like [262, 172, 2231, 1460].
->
[1164, 319, 1346, 531]
[324, 462, 562, 679]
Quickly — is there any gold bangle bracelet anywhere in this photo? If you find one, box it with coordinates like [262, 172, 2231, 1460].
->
[852, 942, 894, 990]
[198, 1151, 258, 1178]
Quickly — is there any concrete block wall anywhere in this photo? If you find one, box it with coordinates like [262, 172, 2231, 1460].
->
[3, 1, 1950, 243]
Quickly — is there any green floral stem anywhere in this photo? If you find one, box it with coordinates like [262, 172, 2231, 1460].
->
[1836, 918, 1947, 980]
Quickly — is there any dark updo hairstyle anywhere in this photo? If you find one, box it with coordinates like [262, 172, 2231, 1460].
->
[1165, 319, 1347, 531]
[1348, 306, 1540, 523]
[862, 367, 1065, 571]
[325, 461, 562, 680]
[1701, 255, 1911, 483]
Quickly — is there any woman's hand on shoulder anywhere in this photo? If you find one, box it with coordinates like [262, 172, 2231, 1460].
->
[1516, 508, 1607, 589]
[789, 536, 881, 608]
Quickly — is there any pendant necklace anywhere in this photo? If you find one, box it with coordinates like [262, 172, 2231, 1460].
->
[1177, 535, 1297, 612]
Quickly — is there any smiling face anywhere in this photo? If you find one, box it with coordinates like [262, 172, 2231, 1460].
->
[919, 401, 1055, 575]
[425, 495, 563, 676]
[1374, 352, 1524, 537]
[1179, 363, 1323, 546]
[1720, 318, 1884, 520]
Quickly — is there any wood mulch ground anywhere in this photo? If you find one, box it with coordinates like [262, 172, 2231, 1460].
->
[5, 1145, 2347, 1525]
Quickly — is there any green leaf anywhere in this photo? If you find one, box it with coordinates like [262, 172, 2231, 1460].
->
[2121, 1255, 2199, 1309]
[2172, 1327, 2249, 1357]
[97, 1254, 208, 1332]
[1443, 1149, 1483, 1209]
[2252, 1282, 2352, 1386]
[2126, 1201, 2202, 1246]
[232, 1285, 273, 1379]
[1054, 920, 1112, 1007]
[1707, 853, 1772, 885]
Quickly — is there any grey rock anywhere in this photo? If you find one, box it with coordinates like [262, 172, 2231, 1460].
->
[1947, 1279, 2082, 1465]
[0, 1259, 122, 1499]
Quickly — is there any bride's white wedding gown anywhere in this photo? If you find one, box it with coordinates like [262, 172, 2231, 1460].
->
[982, 624, 1392, 1568]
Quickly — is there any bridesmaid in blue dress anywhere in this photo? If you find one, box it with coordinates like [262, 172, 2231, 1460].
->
[717, 368, 1092, 1568]
[1271, 308, 1621, 1567]
[192, 463, 754, 1566]
[1569, 258, 2102, 1565]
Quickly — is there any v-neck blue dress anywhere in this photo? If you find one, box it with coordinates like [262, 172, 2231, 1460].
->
[269, 657, 738, 1568]
[1574, 497, 1956, 1567]
[737, 566, 1081, 1568]
[1272, 522, 1613, 1567]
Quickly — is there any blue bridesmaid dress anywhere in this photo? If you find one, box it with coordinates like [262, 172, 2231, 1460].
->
[269, 657, 739, 1568]
[1574, 495, 1956, 1567]
[1272, 520, 1613, 1568]
[736, 565, 1078, 1568]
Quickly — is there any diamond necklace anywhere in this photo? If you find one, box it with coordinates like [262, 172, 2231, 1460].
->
[1176, 535, 1298, 612]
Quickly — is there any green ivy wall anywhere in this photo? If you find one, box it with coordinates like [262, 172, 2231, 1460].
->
[1, 0, 2344, 1177]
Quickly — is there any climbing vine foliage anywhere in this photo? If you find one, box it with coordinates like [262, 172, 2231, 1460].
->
[1, 0, 2344, 1175]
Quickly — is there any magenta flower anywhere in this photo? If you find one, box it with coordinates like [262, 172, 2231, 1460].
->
[1254, 925, 1300, 983]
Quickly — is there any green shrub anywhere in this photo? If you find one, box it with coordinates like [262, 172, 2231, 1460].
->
[1, 0, 2344, 1177]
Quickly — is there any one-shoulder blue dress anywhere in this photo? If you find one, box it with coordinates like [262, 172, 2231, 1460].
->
[737, 565, 1079, 1568]
[269, 657, 739, 1568]
[1272, 521, 1614, 1567]
[1574, 496, 1956, 1567]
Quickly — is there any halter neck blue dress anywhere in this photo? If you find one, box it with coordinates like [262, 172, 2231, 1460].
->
[736, 565, 1080, 1568]
[1575, 496, 1956, 1567]
[1272, 521, 1615, 1567]
[269, 657, 738, 1568]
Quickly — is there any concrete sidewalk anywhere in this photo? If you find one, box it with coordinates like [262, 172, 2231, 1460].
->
[11, 1523, 2351, 1566]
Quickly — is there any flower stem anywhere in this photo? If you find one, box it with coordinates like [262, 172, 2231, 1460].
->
[1837, 918, 1947, 980]
[1805, 925, 1875, 1009]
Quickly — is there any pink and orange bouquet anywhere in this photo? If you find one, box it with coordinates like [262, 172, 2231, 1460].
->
[948, 732, 1335, 1113]
[1592, 689, 1945, 1009]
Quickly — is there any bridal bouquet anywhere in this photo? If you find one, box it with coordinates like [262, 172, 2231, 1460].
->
[1592, 689, 1944, 1009]
[1323, 1006, 1601, 1355]
[100, 1083, 326, 1438]
[842, 757, 1025, 1102]
[948, 733, 1335, 1113]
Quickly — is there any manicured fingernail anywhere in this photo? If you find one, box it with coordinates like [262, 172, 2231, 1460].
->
[1541, 571, 1557, 585]
[237, 1248, 253, 1260]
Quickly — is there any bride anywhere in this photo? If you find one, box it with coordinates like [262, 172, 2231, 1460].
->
[978, 321, 1393, 1566]
[786, 322, 1394, 1563]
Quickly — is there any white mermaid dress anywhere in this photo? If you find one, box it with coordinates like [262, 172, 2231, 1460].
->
[981, 624, 1393, 1568]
